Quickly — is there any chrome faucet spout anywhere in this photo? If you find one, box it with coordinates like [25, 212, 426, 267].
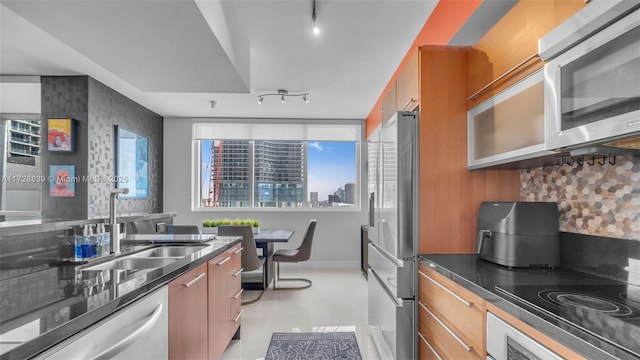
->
[109, 188, 129, 255]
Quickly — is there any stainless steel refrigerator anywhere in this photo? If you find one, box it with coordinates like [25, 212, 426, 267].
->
[367, 111, 418, 360]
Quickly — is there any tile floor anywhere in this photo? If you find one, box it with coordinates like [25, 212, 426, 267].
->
[221, 269, 381, 360]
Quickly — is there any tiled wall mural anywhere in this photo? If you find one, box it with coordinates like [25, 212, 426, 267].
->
[521, 155, 640, 240]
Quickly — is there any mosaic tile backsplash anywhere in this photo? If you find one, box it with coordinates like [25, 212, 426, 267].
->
[521, 155, 640, 240]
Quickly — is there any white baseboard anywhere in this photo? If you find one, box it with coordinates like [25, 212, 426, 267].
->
[277, 261, 359, 271]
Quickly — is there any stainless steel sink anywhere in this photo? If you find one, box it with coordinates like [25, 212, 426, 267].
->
[80, 257, 178, 271]
[129, 245, 207, 258]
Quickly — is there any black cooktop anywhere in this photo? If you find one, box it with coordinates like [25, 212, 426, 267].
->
[496, 284, 640, 358]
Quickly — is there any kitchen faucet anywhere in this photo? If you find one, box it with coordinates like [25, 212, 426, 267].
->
[109, 188, 129, 255]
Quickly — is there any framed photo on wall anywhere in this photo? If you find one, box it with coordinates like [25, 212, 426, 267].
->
[49, 165, 76, 197]
[47, 118, 76, 152]
[115, 125, 148, 199]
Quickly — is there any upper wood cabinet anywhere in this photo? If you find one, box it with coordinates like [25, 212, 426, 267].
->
[467, 0, 586, 108]
[396, 49, 419, 112]
[418, 46, 520, 255]
[381, 82, 397, 124]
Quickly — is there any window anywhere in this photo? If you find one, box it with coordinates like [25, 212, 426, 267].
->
[194, 122, 360, 210]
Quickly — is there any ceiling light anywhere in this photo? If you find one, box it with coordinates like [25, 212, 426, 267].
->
[256, 89, 310, 104]
[312, 0, 319, 35]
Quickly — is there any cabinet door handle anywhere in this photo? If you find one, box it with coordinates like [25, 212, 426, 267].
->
[233, 268, 244, 277]
[232, 288, 244, 299]
[418, 331, 443, 360]
[217, 257, 231, 266]
[234, 247, 244, 254]
[89, 303, 163, 360]
[419, 302, 472, 352]
[183, 273, 206, 288]
[399, 97, 416, 111]
[419, 270, 472, 307]
[232, 310, 242, 323]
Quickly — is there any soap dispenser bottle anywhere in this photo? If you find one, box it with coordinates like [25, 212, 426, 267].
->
[74, 226, 88, 260]
[88, 225, 98, 258]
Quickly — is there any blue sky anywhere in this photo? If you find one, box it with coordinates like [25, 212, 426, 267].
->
[307, 141, 356, 201]
[200, 140, 356, 201]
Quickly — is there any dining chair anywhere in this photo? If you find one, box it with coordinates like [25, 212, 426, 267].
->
[217, 225, 266, 304]
[272, 219, 317, 290]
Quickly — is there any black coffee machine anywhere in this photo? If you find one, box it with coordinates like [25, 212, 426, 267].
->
[476, 202, 560, 268]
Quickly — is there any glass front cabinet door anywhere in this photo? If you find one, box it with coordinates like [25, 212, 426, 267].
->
[467, 70, 554, 170]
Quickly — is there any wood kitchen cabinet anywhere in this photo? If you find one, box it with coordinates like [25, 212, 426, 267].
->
[467, 0, 586, 107]
[396, 49, 419, 112]
[418, 46, 520, 255]
[169, 263, 208, 360]
[208, 243, 243, 360]
[418, 263, 486, 360]
[380, 82, 397, 124]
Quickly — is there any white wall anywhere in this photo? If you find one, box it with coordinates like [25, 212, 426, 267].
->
[0, 76, 41, 114]
[163, 117, 368, 269]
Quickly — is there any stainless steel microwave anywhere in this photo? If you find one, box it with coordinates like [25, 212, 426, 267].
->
[541, 2, 640, 152]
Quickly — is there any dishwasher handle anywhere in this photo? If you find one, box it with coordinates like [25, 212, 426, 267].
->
[89, 303, 164, 360]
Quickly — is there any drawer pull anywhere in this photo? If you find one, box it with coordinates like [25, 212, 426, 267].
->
[234, 247, 244, 254]
[232, 268, 244, 277]
[232, 311, 242, 323]
[419, 270, 472, 307]
[183, 273, 206, 288]
[232, 288, 244, 299]
[217, 257, 231, 266]
[419, 302, 472, 352]
[418, 331, 443, 360]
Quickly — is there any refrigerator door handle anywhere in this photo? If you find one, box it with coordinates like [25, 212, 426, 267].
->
[369, 192, 375, 226]
[370, 242, 403, 267]
[369, 269, 401, 307]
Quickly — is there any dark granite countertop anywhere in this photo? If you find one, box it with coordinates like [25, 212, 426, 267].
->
[0, 236, 241, 360]
[420, 255, 639, 360]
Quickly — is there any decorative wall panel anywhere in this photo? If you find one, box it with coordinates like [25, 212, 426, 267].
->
[521, 156, 640, 240]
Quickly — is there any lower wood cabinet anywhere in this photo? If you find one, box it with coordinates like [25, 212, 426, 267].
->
[418, 262, 586, 360]
[209, 243, 243, 360]
[169, 263, 209, 360]
[169, 243, 243, 360]
[418, 263, 486, 360]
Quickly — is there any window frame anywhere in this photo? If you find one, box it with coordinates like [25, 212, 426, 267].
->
[191, 120, 362, 213]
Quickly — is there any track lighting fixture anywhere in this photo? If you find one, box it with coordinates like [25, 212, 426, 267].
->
[257, 89, 310, 105]
[312, 0, 319, 35]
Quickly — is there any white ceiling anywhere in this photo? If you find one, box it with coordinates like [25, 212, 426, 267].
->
[0, 0, 441, 120]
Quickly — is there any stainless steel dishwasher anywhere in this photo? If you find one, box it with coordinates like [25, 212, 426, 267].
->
[36, 286, 168, 360]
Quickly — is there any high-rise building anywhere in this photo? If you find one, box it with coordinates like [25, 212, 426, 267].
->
[205, 140, 305, 207]
[345, 182, 356, 204]
[310, 192, 318, 207]
[336, 187, 345, 203]
[6, 119, 41, 164]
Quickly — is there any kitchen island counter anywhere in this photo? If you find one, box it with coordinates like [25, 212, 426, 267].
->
[420, 255, 637, 360]
[0, 236, 241, 360]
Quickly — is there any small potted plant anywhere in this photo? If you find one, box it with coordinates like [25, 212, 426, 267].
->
[201, 219, 217, 234]
[250, 219, 260, 234]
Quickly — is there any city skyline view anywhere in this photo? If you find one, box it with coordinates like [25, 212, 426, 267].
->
[307, 141, 356, 202]
[200, 140, 356, 205]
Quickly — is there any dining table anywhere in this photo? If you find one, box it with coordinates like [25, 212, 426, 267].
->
[248, 228, 295, 290]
